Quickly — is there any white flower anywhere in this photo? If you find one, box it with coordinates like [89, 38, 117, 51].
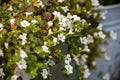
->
[65, 64, 73, 74]
[58, 0, 64, 3]
[83, 65, 91, 78]
[48, 29, 53, 35]
[42, 45, 49, 53]
[81, 54, 88, 63]
[52, 11, 61, 18]
[42, 69, 48, 79]
[80, 37, 88, 45]
[87, 35, 94, 44]
[10, 19, 15, 24]
[72, 15, 80, 21]
[20, 20, 30, 27]
[0, 49, 4, 57]
[61, 6, 69, 13]
[11, 75, 18, 80]
[17, 59, 27, 69]
[91, 0, 100, 6]
[97, 24, 103, 30]
[92, 61, 96, 66]
[58, 33, 66, 42]
[31, 19, 38, 24]
[83, 45, 90, 52]
[68, 29, 74, 34]
[73, 55, 80, 65]
[19, 33, 27, 45]
[98, 31, 106, 39]
[4, 43, 9, 49]
[103, 73, 110, 80]
[59, 27, 65, 31]
[25, 12, 32, 16]
[81, 19, 86, 26]
[67, 13, 73, 19]
[8, 6, 13, 11]
[0, 68, 5, 78]
[65, 54, 71, 64]
[0, 23, 4, 28]
[110, 31, 117, 40]
[53, 37, 58, 46]
[47, 21, 53, 26]
[104, 53, 111, 61]
[46, 59, 55, 66]
[20, 50, 28, 59]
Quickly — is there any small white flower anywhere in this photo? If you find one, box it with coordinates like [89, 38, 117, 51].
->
[17, 59, 27, 69]
[98, 31, 106, 39]
[42, 45, 49, 53]
[97, 24, 103, 30]
[11, 75, 18, 80]
[91, 0, 100, 6]
[8, 6, 13, 11]
[65, 64, 73, 74]
[67, 13, 73, 19]
[46, 59, 55, 66]
[73, 55, 80, 65]
[42, 69, 48, 79]
[80, 37, 88, 45]
[31, 19, 38, 24]
[83, 45, 90, 52]
[53, 11, 61, 18]
[0, 23, 4, 28]
[4, 43, 9, 49]
[83, 65, 91, 78]
[10, 19, 15, 24]
[58, 33, 66, 42]
[103, 73, 110, 80]
[20, 20, 30, 27]
[65, 54, 71, 64]
[53, 37, 58, 46]
[87, 35, 94, 44]
[20, 50, 28, 59]
[25, 12, 32, 16]
[58, 0, 64, 3]
[0, 68, 5, 78]
[59, 27, 66, 31]
[72, 15, 80, 21]
[0, 49, 4, 57]
[68, 29, 74, 34]
[48, 29, 53, 35]
[19, 33, 27, 45]
[110, 31, 117, 40]
[47, 21, 53, 26]
[61, 6, 69, 13]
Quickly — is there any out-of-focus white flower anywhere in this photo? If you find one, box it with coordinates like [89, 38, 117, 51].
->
[65, 54, 71, 64]
[80, 37, 88, 45]
[46, 59, 55, 66]
[83, 65, 91, 78]
[110, 31, 117, 40]
[103, 73, 110, 80]
[0, 49, 4, 57]
[11, 75, 18, 80]
[91, 0, 100, 6]
[42, 69, 48, 79]
[42, 45, 49, 53]
[31, 19, 38, 24]
[25, 12, 32, 17]
[48, 29, 53, 35]
[10, 19, 15, 24]
[65, 64, 73, 74]
[67, 13, 73, 19]
[58, 0, 64, 3]
[58, 33, 66, 42]
[53, 11, 61, 18]
[8, 6, 13, 11]
[61, 6, 69, 13]
[94, 31, 106, 39]
[73, 55, 80, 65]
[83, 45, 90, 52]
[47, 21, 53, 26]
[81, 19, 86, 26]
[20, 50, 28, 59]
[59, 27, 66, 31]
[87, 35, 94, 44]
[20, 20, 30, 27]
[68, 29, 74, 34]
[100, 11, 107, 20]
[0, 23, 4, 28]
[0, 68, 5, 78]
[92, 61, 96, 66]
[53, 37, 58, 46]
[104, 53, 111, 61]
[97, 24, 103, 30]
[72, 15, 80, 21]
[4, 43, 9, 49]
[17, 59, 27, 69]
[19, 33, 27, 45]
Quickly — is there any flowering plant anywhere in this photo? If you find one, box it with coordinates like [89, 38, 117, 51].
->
[0, 0, 116, 80]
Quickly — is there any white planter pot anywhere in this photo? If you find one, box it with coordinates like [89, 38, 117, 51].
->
[87, 3, 120, 80]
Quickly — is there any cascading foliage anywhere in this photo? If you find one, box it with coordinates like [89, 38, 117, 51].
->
[0, 0, 115, 80]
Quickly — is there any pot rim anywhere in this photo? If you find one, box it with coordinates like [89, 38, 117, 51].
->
[103, 3, 120, 10]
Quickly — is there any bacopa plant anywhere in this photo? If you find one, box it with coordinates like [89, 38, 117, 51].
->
[0, 0, 117, 80]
